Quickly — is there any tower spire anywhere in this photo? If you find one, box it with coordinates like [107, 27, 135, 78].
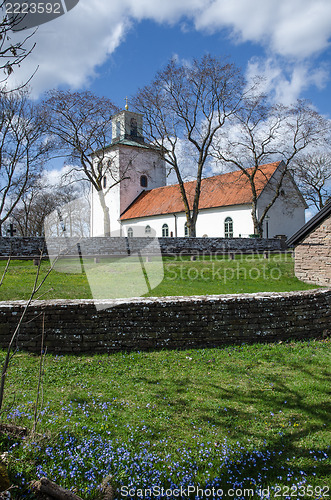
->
[125, 97, 129, 111]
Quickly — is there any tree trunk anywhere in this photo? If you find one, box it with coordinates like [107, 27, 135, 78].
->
[189, 225, 196, 237]
[251, 204, 263, 237]
[30, 477, 84, 500]
[187, 215, 197, 237]
[97, 190, 111, 237]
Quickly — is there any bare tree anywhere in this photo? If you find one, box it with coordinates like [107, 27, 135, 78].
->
[43, 90, 130, 236]
[0, 1, 36, 86]
[133, 55, 244, 236]
[10, 178, 85, 236]
[212, 92, 328, 236]
[0, 89, 50, 235]
[290, 153, 331, 210]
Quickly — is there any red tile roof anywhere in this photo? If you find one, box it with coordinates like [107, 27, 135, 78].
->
[121, 161, 281, 220]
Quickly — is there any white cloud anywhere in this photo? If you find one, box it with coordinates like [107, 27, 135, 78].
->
[7, 0, 130, 96]
[196, 0, 331, 59]
[246, 57, 329, 105]
[5, 0, 331, 97]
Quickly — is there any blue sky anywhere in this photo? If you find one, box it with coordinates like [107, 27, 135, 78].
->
[7, 0, 331, 120]
[92, 20, 269, 107]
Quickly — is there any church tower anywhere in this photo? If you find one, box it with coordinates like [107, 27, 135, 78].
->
[111, 107, 144, 144]
[90, 105, 166, 237]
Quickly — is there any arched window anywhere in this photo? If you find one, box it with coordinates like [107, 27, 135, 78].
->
[162, 223, 169, 237]
[127, 227, 133, 238]
[140, 175, 148, 188]
[145, 225, 151, 235]
[116, 121, 121, 138]
[103, 176, 107, 189]
[224, 217, 233, 238]
[130, 118, 137, 137]
[184, 222, 189, 236]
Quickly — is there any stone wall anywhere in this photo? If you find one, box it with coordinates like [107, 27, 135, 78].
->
[294, 215, 331, 286]
[0, 236, 286, 258]
[0, 289, 329, 354]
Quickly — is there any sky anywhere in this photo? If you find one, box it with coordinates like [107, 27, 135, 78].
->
[7, 0, 331, 116]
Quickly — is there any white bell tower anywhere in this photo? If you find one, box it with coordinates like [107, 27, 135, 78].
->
[90, 102, 166, 237]
[111, 102, 144, 145]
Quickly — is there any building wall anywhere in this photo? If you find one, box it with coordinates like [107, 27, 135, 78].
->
[91, 144, 166, 237]
[0, 289, 329, 353]
[122, 205, 255, 238]
[294, 215, 331, 286]
[257, 170, 307, 239]
[119, 146, 166, 217]
[90, 148, 121, 237]
[121, 171, 307, 239]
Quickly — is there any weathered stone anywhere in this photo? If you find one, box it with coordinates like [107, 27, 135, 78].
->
[0, 289, 329, 353]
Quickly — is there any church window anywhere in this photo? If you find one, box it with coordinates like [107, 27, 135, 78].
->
[140, 175, 148, 188]
[116, 121, 121, 138]
[127, 227, 133, 238]
[162, 224, 169, 237]
[130, 118, 138, 137]
[103, 176, 107, 189]
[184, 222, 189, 236]
[145, 225, 151, 235]
[224, 217, 233, 238]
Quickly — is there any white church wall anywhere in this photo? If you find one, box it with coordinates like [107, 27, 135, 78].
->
[119, 146, 166, 215]
[121, 204, 254, 238]
[196, 206, 254, 237]
[90, 147, 122, 237]
[90, 143, 166, 237]
[257, 171, 306, 239]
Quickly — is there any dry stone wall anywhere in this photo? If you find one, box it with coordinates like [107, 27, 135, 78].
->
[294, 216, 331, 286]
[0, 236, 286, 258]
[0, 289, 329, 354]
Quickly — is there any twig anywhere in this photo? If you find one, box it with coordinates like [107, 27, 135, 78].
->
[35, 288, 54, 300]
[0, 256, 11, 288]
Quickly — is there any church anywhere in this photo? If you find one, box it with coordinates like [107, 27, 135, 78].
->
[90, 108, 307, 239]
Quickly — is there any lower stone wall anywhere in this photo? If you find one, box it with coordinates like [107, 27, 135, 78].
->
[0, 236, 286, 258]
[0, 289, 329, 353]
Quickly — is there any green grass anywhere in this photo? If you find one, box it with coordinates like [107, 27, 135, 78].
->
[0, 341, 330, 498]
[0, 253, 319, 301]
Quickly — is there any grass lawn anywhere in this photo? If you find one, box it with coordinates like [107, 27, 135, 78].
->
[0, 253, 320, 301]
[0, 341, 330, 498]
